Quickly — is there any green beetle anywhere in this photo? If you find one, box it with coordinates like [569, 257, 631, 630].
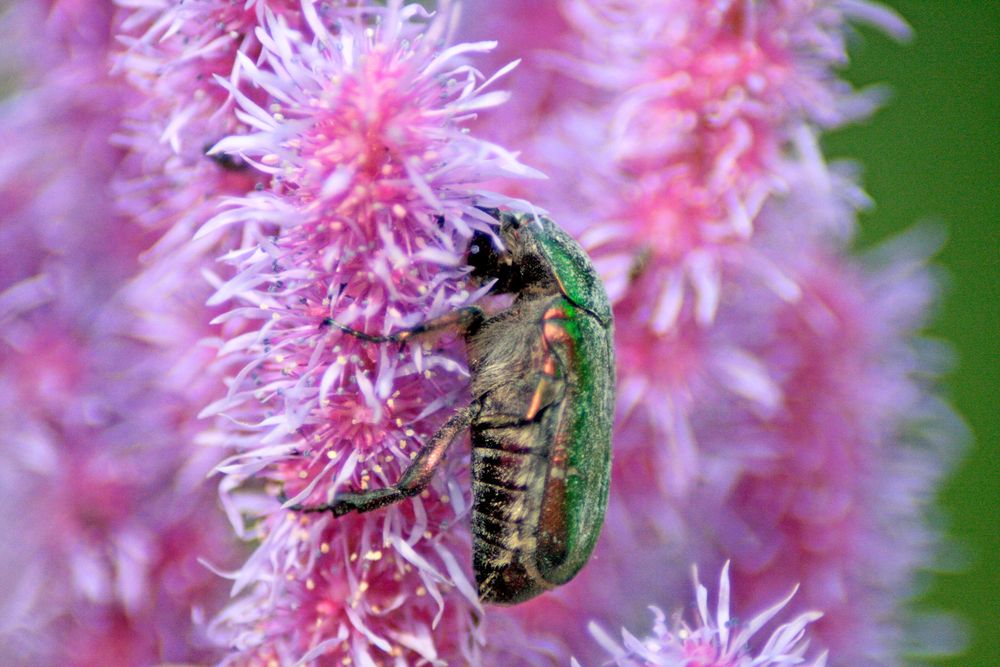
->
[292, 209, 615, 604]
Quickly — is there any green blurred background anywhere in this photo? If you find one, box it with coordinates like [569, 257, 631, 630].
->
[823, 2, 998, 665]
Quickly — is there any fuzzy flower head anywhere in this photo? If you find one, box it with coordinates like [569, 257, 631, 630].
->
[593, 562, 827, 667]
[204, 2, 540, 663]
[505, 0, 910, 329]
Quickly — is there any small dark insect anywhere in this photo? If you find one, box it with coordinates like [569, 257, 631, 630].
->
[291, 209, 615, 604]
[204, 144, 248, 172]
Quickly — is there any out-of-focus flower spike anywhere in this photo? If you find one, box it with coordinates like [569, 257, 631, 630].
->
[595, 561, 826, 667]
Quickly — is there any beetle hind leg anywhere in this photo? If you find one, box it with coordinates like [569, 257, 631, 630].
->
[287, 405, 476, 516]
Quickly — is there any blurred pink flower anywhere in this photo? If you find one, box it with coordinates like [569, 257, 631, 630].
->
[589, 562, 827, 667]
[0, 1, 237, 664]
[468, 0, 911, 326]
[461, 2, 959, 666]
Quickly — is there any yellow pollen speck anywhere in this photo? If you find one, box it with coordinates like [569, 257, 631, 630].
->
[275, 354, 285, 362]
[392, 204, 407, 218]
[297, 529, 310, 541]
[384, 455, 393, 463]
[373, 464, 383, 474]
[423, 531, 432, 539]
[395, 418, 404, 427]
[286, 573, 295, 581]
[268, 660, 279, 667]
[337, 355, 347, 364]
[410, 452, 417, 460]
[320, 542, 331, 553]
[365, 550, 383, 561]
[260, 303, 270, 310]
[342, 657, 352, 665]
[327, 450, 336, 459]
[423, 370, 432, 378]
[358, 581, 370, 593]
[272, 313, 280, 321]
[306, 578, 316, 590]
[420, 490, 430, 499]
[350, 552, 358, 562]
[298, 470, 308, 479]
[440, 495, 450, 504]
[261, 154, 280, 165]
[404, 429, 415, 437]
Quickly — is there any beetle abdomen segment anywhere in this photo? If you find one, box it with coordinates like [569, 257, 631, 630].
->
[471, 427, 553, 603]
[472, 533, 546, 604]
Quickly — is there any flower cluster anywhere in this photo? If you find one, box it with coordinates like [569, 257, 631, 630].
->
[0, 1, 961, 665]
[0, 2, 235, 664]
[195, 3, 541, 663]
[591, 562, 827, 667]
[461, 2, 958, 665]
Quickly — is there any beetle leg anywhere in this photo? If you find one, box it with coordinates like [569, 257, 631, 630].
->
[524, 349, 568, 421]
[321, 306, 484, 343]
[521, 305, 573, 421]
[290, 405, 477, 516]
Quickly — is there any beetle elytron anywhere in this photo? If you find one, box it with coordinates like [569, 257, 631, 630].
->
[291, 208, 615, 604]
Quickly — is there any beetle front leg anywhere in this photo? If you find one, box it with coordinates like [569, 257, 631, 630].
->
[322, 306, 485, 343]
[290, 405, 477, 516]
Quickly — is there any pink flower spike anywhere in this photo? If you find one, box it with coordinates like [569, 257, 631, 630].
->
[202, 3, 543, 663]
[595, 561, 827, 667]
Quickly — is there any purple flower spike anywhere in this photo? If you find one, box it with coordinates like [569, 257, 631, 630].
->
[591, 562, 827, 667]
[201, 3, 542, 663]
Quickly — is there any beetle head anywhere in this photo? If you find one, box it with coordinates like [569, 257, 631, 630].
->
[468, 210, 550, 294]
[468, 226, 514, 291]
